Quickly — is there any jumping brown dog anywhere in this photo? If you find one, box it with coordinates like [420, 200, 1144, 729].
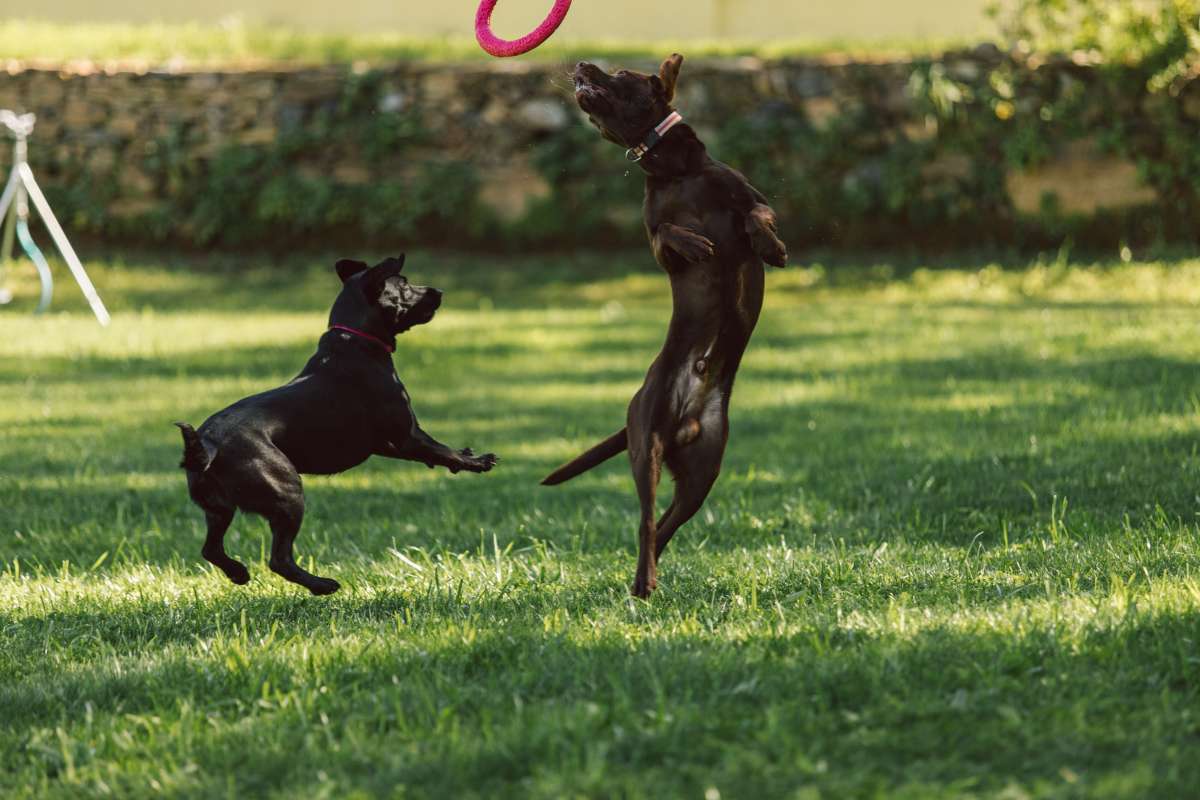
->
[543, 54, 788, 598]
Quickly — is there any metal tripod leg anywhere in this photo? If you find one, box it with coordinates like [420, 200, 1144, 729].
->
[0, 168, 17, 305]
[17, 162, 109, 326]
[1, 172, 14, 260]
[16, 217, 53, 313]
[0, 199, 14, 305]
[0, 168, 53, 313]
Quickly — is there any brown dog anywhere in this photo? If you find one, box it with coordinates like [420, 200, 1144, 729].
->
[543, 54, 788, 598]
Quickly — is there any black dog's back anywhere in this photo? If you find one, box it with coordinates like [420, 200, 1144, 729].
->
[187, 355, 392, 478]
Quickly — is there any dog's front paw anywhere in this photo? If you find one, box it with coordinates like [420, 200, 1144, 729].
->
[673, 232, 716, 262]
[459, 448, 498, 473]
[748, 206, 787, 267]
[759, 236, 788, 268]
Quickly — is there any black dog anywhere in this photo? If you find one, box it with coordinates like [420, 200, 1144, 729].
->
[176, 255, 497, 595]
[544, 55, 787, 598]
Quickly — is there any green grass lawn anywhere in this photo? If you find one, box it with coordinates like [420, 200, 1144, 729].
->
[2, 250, 1200, 798]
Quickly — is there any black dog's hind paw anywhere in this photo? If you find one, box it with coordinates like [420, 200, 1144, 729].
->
[223, 562, 251, 585]
[206, 554, 250, 585]
[307, 577, 341, 596]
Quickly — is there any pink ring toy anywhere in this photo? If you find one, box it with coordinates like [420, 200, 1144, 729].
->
[475, 0, 572, 57]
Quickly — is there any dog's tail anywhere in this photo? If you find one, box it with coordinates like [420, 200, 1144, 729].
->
[542, 428, 628, 486]
[175, 422, 216, 473]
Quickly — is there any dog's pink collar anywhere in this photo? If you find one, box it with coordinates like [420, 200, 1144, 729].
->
[626, 111, 684, 162]
[329, 324, 395, 353]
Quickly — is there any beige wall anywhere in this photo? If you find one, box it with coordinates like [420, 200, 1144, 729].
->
[0, 1, 995, 41]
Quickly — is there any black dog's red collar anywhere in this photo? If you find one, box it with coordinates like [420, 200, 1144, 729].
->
[626, 111, 684, 162]
[329, 324, 395, 353]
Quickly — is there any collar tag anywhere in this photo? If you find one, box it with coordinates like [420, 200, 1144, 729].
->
[625, 111, 684, 162]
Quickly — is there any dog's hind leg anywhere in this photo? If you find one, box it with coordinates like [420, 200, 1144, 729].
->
[653, 465, 719, 561]
[655, 426, 727, 560]
[265, 495, 339, 596]
[236, 451, 340, 596]
[201, 508, 250, 585]
[629, 433, 666, 599]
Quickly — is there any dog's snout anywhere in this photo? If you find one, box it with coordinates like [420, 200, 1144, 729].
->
[574, 62, 601, 83]
[424, 288, 443, 310]
[573, 65, 604, 110]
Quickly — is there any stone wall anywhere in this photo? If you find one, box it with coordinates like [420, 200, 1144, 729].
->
[0, 51, 1186, 250]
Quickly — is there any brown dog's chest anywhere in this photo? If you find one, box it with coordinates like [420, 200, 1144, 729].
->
[647, 184, 747, 264]
[646, 177, 763, 320]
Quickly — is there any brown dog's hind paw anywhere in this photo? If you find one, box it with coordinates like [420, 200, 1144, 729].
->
[630, 577, 657, 600]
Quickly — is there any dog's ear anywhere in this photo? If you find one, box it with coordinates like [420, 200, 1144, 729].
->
[658, 53, 684, 102]
[335, 259, 369, 283]
[375, 254, 406, 273]
[363, 258, 406, 299]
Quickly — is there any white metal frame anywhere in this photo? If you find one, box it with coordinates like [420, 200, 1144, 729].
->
[0, 110, 109, 326]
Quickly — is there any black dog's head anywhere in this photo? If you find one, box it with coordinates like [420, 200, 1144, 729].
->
[573, 54, 683, 149]
[328, 255, 443, 338]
